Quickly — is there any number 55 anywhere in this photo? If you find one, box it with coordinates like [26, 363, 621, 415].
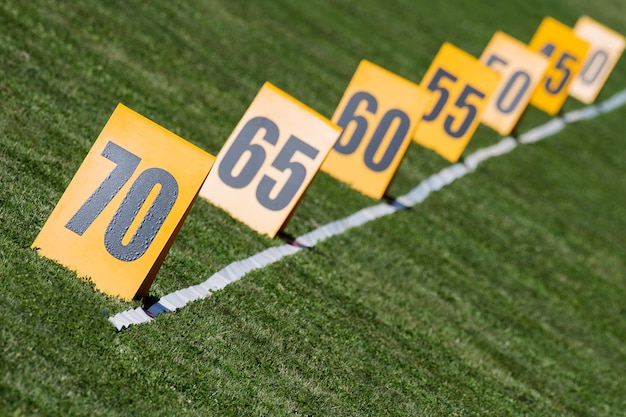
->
[422, 67, 486, 139]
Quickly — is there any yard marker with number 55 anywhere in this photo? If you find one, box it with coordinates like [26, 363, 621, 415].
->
[32, 104, 216, 300]
[414, 42, 501, 163]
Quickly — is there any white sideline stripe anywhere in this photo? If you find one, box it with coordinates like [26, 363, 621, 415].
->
[109, 88, 626, 331]
[464, 137, 516, 170]
[518, 118, 567, 144]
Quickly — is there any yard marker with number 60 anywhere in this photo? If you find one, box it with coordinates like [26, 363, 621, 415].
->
[32, 104, 216, 300]
[528, 17, 590, 115]
[414, 42, 501, 163]
[199, 82, 341, 238]
[321, 60, 432, 199]
[480, 31, 550, 136]
[569, 16, 625, 104]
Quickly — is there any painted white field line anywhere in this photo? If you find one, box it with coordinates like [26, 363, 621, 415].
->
[109, 88, 626, 331]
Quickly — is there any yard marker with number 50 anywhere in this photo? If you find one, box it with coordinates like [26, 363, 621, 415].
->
[32, 104, 216, 300]
[569, 16, 625, 104]
[414, 42, 500, 163]
[528, 17, 590, 115]
[321, 60, 432, 199]
[480, 31, 550, 136]
[200, 82, 341, 238]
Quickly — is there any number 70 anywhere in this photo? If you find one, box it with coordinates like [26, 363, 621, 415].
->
[65, 141, 179, 262]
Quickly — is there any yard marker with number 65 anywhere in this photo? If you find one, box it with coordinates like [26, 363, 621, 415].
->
[321, 60, 432, 199]
[199, 82, 341, 238]
[32, 104, 216, 300]
[569, 16, 625, 104]
[528, 16, 590, 115]
[414, 42, 501, 163]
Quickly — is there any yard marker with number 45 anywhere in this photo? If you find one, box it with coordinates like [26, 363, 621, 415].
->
[528, 16, 590, 115]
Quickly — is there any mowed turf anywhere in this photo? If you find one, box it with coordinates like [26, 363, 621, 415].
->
[1, 0, 625, 415]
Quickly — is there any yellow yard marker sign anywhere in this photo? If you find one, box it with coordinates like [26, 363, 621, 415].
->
[480, 31, 550, 135]
[321, 60, 431, 199]
[415, 42, 500, 162]
[200, 82, 341, 237]
[32, 104, 215, 300]
[528, 16, 590, 115]
[570, 16, 626, 104]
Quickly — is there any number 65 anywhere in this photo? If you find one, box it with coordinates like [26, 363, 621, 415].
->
[217, 116, 319, 211]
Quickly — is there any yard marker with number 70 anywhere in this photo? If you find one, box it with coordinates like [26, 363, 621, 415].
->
[199, 82, 341, 238]
[32, 104, 216, 300]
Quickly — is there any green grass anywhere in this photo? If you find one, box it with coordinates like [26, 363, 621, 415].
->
[1, 0, 626, 415]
